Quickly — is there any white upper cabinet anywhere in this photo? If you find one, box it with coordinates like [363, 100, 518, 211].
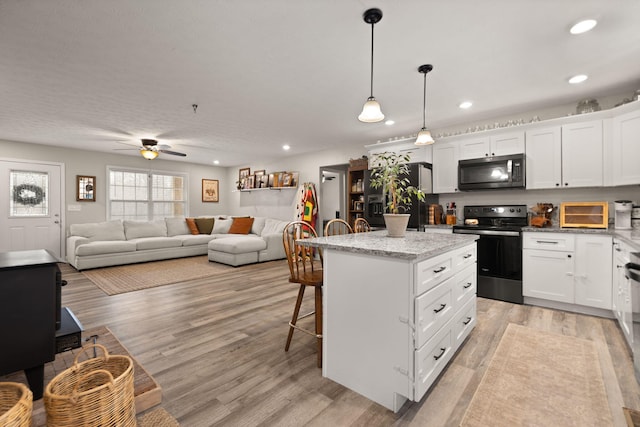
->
[612, 107, 640, 185]
[561, 120, 603, 188]
[525, 120, 603, 189]
[525, 127, 562, 189]
[432, 140, 459, 193]
[458, 131, 524, 160]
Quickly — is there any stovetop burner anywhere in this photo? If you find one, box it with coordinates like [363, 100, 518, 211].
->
[453, 224, 524, 233]
[454, 204, 528, 231]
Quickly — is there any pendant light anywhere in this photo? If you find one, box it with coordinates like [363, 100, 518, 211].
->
[358, 8, 384, 123]
[415, 64, 435, 145]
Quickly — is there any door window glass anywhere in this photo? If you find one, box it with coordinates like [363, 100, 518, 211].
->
[9, 170, 49, 217]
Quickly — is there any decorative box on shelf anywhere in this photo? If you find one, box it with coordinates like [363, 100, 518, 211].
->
[560, 201, 608, 229]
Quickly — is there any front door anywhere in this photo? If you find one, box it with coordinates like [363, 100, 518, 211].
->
[0, 160, 63, 258]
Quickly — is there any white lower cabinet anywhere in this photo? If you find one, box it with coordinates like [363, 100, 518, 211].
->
[523, 232, 612, 310]
[322, 241, 477, 412]
[613, 239, 633, 348]
[413, 245, 477, 402]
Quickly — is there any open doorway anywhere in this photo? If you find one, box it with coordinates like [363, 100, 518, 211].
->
[318, 163, 348, 235]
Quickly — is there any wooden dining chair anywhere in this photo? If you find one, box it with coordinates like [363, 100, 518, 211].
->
[324, 218, 353, 236]
[353, 217, 371, 233]
[282, 221, 323, 368]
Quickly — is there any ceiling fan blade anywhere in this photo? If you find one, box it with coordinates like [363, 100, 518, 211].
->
[159, 149, 187, 157]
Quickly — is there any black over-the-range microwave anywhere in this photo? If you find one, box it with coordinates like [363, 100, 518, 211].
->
[458, 153, 525, 191]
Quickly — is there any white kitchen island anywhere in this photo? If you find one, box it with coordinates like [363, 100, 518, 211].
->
[300, 230, 478, 412]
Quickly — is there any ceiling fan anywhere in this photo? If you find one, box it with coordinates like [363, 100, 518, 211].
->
[115, 139, 187, 160]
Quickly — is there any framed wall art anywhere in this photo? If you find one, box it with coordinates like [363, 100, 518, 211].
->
[202, 179, 219, 202]
[239, 167, 251, 181]
[76, 175, 96, 202]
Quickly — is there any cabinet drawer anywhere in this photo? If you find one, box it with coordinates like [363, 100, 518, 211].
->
[452, 244, 477, 270]
[415, 252, 454, 295]
[415, 276, 455, 349]
[453, 297, 476, 349]
[453, 264, 477, 307]
[414, 323, 453, 401]
[522, 232, 575, 251]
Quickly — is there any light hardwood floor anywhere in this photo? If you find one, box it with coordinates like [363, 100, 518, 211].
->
[49, 260, 640, 426]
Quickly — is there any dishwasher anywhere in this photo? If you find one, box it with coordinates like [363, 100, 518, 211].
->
[626, 252, 640, 383]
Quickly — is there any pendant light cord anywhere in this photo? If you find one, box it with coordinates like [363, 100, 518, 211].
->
[422, 71, 427, 128]
[369, 23, 375, 98]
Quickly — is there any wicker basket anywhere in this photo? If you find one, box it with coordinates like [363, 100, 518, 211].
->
[0, 382, 33, 427]
[44, 344, 136, 427]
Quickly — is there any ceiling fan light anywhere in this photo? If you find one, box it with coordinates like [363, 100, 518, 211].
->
[415, 128, 434, 145]
[140, 149, 159, 160]
[358, 97, 385, 123]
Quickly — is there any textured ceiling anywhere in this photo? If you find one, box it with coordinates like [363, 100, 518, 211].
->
[1, 1, 639, 166]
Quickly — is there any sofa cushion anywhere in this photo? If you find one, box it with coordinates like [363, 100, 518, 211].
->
[175, 234, 216, 246]
[130, 237, 183, 251]
[229, 217, 254, 234]
[70, 220, 125, 242]
[195, 217, 215, 234]
[185, 218, 199, 235]
[208, 236, 267, 254]
[75, 240, 136, 256]
[212, 218, 233, 234]
[166, 217, 191, 236]
[251, 217, 266, 235]
[261, 218, 288, 236]
[124, 220, 167, 239]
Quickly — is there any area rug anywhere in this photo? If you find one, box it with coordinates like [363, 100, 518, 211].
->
[460, 323, 613, 426]
[82, 255, 235, 295]
[137, 407, 180, 427]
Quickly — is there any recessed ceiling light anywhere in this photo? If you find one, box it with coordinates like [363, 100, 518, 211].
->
[213, 160, 219, 165]
[385, 120, 395, 125]
[282, 145, 290, 151]
[570, 19, 597, 35]
[568, 74, 588, 84]
[459, 101, 473, 109]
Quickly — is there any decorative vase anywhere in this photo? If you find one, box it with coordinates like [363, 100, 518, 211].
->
[383, 213, 410, 238]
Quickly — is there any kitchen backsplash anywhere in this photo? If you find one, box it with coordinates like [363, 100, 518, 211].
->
[440, 184, 640, 225]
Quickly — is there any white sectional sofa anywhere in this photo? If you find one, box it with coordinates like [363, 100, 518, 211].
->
[66, 216, 289, 270]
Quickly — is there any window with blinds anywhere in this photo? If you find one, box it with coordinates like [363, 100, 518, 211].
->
[108, 168, 187, 220]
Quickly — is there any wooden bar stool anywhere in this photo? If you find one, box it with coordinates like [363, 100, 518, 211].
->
[324, 218, 353, 236]
[353, 218, 371, 233]
[282, 221, 323, 368]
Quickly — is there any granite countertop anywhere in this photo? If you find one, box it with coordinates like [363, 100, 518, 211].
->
[521, 226, 615, 235]
[522, 226, 640, 251]
[299, 230, 478, 262]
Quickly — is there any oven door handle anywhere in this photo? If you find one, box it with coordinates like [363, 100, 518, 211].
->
[453, 229, 520, 237]
[625, 263, 640, 282]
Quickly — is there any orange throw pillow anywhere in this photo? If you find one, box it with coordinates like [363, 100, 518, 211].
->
[228, 217, 254, 234]
[185, 218, 199, 235]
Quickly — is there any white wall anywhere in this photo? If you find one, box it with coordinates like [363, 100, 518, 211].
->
[226, 146, 366, 226]
[0, 140, 229, 233]
[320, 173, 342, 221]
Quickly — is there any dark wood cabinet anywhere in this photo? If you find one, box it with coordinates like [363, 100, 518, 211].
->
[347, 165, 366, 227]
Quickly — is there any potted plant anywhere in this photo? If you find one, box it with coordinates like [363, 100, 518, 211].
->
[369, 151, 425, 237]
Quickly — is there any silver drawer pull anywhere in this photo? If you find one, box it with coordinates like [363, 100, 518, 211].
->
[433, 347, 446, 361]
[463, 317, 472, 325]
[433, 303, 447, 313]
[463, 282, 472, 289]
[433, 266, 447, 273]
[536, 240, 559, 244]
[463, 254, 472, 259]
